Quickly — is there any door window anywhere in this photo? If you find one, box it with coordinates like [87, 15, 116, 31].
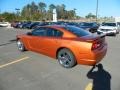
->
[46, 28, 63, 37]
[32, 27, 63, 37]
[32, 28, 46, 36]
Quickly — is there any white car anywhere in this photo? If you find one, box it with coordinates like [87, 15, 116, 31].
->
[0, 22, 10, 27]
[97, 22, 120, 36]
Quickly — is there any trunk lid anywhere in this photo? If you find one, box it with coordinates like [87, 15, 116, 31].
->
[76, 34, 106, 50]
[77, 34, 106, 42]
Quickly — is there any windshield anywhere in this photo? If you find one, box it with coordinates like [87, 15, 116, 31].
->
[80, 23, 94, 26]
[63, 26, 91, 37]
[102, 23, 116, 26]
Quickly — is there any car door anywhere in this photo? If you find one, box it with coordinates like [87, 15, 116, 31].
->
[37, 27, 63, 57]
[26, 28, 47, 52]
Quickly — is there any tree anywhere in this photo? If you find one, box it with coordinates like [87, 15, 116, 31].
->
[49, 4, 56, 11]
[56, 4, 66, 19]
[38, 2, 46, 12]
[21, 2, 39, 20]
[66, 10, 74, 19]
[31, 2, 38, 13]
[1, 12, 16, 22]
[85, 13, 96, 19]
[31, 2, 38, 20]
[46, 4, 56, 20]
[1, 2, 78, 21]
[21, 4, 31, 20]
[38, 2, 47, 20]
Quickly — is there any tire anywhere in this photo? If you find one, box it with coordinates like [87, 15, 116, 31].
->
[89, 29, 94, 33]
[113, 33, 116, 36]
[17, 40, 26, 52]
[57, 48, 76, 68]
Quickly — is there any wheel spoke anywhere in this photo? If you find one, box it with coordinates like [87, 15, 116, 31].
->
[17, 41, 24, 51]
[58, 49, 76, 68]
[58, 52, 72, 67]
[64, 52, 71, 62]
[59, 56, 65, 65]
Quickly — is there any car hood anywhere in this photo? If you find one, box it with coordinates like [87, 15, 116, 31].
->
[99, 26, 117, 29]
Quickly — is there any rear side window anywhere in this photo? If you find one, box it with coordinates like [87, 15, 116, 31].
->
[64, 26, 91, 37]
[46, 28, 63, 37]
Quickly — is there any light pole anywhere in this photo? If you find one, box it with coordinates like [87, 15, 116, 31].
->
[96, 0, 98, 22]
[15, 8, 20, 15]
[73, 8, 76, 21]
[15, 8, 20, 20]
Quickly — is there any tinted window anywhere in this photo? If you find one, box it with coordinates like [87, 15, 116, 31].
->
[81, 23, 94, 26]
[46, 28, 63, 37]
[31, 27, 63, 37]
[102, 23, 116, 26]
[63, 26, 91, 37]
[32, 28, 46, 36]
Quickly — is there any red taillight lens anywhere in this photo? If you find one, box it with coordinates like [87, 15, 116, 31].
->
[92, 41, 101, 50]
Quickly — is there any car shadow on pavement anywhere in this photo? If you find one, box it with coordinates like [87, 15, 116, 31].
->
[0, 39, 17, 46]
[87, 63, 111, 90]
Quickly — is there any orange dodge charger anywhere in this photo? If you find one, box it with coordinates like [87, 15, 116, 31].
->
[16, 25, 107, 68]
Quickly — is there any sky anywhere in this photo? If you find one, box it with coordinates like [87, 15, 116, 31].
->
[0, 0, 120, 17]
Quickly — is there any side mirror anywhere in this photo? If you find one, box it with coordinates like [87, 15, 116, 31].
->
[27, 32, 32, 35]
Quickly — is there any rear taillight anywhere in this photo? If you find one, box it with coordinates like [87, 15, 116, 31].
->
[92, 41, 101, 50]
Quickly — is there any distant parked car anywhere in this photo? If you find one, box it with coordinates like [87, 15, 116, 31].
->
[78, 22, 99, 33]
[33, 22, 50, 29]
[26, 22, 40, 29]
[16, 25, 107, 68]
[54, 21, 66, 25]
[97, 22, 120, 36]
[0, 22, 10, 27]
[19, 22, 31, 29]
[11, 21, 23, 28]
[11, 21, 19, 28]
[66, 22, 79, 27]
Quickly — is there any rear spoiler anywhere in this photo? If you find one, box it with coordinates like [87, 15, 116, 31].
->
[79, 33, 106, 42]
[67, 33, 106, 42]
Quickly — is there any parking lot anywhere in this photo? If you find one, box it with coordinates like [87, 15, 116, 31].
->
[0, 27, 120, 90]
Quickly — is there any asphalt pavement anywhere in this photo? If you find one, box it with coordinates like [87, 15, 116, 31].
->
[0, 27, 120, 90]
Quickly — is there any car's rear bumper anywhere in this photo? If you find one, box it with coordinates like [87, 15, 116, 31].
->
[76, 43, 107, 66]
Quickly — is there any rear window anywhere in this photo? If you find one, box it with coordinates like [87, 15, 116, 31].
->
[63, 26, 91, 37]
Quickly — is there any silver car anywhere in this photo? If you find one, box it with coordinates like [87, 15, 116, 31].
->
[97, 22, 120, 36]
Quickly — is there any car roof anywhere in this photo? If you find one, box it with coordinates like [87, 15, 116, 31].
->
[36, 25, 66, 29]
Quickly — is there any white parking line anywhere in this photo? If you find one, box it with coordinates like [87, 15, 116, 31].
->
[0, 56, 29, 69]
